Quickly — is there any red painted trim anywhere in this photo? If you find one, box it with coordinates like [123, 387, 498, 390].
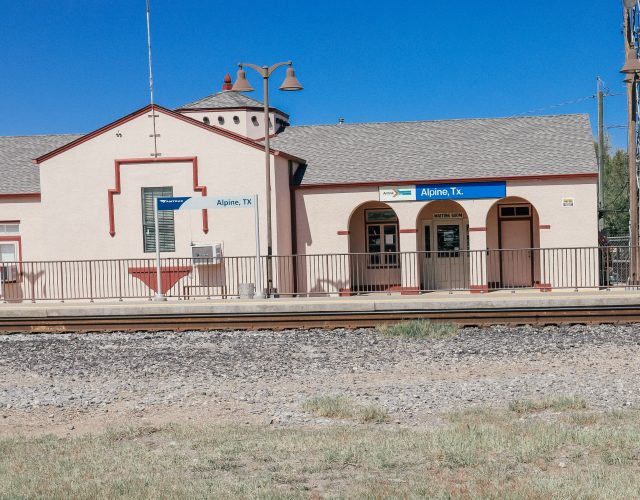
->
[108, 157, 209, 237]
[469, 227, 487, 232]
[0, 193, 41, 200]
[337, 230, 350, 235]
[0, 220, 20, 224]
[128, 266, 193, 295]
[34, 104, 302, 164]
[535, 283, 553, 292]
[470, 285, 489, 294]
[294, 172, 598, 190]
[539, 224, 551, 230]
[339, 287, 353, 297]
[399, 229, 418, 234]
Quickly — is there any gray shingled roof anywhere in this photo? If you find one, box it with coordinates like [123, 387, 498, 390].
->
[0, 135, 81, 194]
[270, 114, 598, 185]
[178, 91, 265, 110]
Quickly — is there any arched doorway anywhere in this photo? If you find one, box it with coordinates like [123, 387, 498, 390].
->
[486, 196, 540, 288]
[416, 200, 469, 290]
[348, 201, 400, 293]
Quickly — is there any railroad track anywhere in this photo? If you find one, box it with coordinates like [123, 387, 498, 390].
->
[3, 305, 640, 333]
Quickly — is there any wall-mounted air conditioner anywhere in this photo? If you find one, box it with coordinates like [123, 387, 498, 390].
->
[191, 244, 223, 265]
[0, 264, 18, 283]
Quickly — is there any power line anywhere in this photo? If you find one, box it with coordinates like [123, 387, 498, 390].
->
[511, 90, 623, 118]
[511, 94, 597, 117]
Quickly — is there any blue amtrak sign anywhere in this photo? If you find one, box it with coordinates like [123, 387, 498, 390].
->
[380, 181, 506, 202]
[415, 181, 506, 201]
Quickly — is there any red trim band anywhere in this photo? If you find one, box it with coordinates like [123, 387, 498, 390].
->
[337, 230, 350, 236]
[399, 229, 418, 234]
[108, 157, 209, 237]
[469, 227, 487, 232]
[0, 193, 40, 200]
[539, 224, 551, 230]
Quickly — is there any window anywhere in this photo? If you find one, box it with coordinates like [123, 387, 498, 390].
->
[233, 116, 240, 124]
[0, 223, 19, 235]
[218, 116, 225, 125]
[0, 243, 17, 262]
[365, 209, 398, 266]
[202, 116, 210, 125]
[500, 205, 531, 218]
[142, 187, 175, 253]
[436, 224, 460, 257]
[251, 116, 259, 126]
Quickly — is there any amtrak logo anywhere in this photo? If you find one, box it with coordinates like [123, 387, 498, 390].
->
[379, 186, 416, 201]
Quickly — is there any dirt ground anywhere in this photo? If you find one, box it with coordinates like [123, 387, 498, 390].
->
[1, 324, 639, 436]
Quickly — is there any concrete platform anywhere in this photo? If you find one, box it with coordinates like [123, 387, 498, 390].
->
[2, 289, 640, 320]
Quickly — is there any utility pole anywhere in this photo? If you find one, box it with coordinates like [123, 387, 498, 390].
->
[622, 2, 640, 284]
[597, 77, 605, 229]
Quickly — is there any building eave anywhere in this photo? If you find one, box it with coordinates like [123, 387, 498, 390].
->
[294, 172, 598, 190]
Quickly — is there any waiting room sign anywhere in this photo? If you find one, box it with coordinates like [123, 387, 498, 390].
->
[379, 181, 506, 202]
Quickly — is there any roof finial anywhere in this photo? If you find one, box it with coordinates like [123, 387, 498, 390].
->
[222, 73, 233, 91]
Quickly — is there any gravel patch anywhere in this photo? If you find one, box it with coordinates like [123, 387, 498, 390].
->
[1, 324, 639, 427]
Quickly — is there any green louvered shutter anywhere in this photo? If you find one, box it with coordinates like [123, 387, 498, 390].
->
[142, 187, 176, 253]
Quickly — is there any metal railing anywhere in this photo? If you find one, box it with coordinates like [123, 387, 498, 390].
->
[0, 246, 637, 303]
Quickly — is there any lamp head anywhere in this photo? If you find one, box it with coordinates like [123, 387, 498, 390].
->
[279, 65, 303, 91]
[231, 67, 254, 92]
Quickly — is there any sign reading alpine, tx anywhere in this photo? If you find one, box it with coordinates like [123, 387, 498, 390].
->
[157, 196, 255, 211]
[379, 181, 506, 202]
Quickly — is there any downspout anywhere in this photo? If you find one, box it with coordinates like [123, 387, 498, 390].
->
[289, 160, 299, 296]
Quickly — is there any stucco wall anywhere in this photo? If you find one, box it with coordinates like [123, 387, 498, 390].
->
[29, 110, 289, 261]
[294, 177, 598, 255]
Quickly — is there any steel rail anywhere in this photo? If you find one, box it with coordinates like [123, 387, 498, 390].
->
[3, 305, 640, 334]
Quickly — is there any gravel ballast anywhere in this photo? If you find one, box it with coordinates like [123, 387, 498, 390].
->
[1, 324, 639, 431]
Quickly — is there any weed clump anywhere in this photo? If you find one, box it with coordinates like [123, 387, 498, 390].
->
[302, 395, 389, 423]
[301, 396, 354, 419]
[509, 396, 588, 414]
[377, 320, 458, 339]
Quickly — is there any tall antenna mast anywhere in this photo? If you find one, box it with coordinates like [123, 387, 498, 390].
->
[146, 0, 159, 157]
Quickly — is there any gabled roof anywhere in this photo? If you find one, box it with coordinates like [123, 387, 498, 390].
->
[178, 91, 264, 109]
[270, 114, 598, 186]
[176, 90, 289, 118]
[0, 134, 81, 194]
[33, 104, 303, 166]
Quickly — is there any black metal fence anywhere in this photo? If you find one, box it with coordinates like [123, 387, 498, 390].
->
[0, 246, 636, 303]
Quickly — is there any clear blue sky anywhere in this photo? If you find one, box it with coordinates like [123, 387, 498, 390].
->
[0, 0, 630, 149]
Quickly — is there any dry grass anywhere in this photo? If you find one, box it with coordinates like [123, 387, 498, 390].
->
[302, 395, 390, 423]
[1, 406, 640, 498]
[376, 319, 458, 339]
[509, 395, 589, 413]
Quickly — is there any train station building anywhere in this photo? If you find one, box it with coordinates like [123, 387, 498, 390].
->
[0, 78, 599, 299]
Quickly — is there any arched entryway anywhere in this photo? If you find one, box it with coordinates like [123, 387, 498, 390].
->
[347, 201, 400, 293]
[416, 200, 469, 290]
[486, 196, 540, 288]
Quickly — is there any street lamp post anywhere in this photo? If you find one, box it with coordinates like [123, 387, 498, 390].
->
[231, 61, 302, 297]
